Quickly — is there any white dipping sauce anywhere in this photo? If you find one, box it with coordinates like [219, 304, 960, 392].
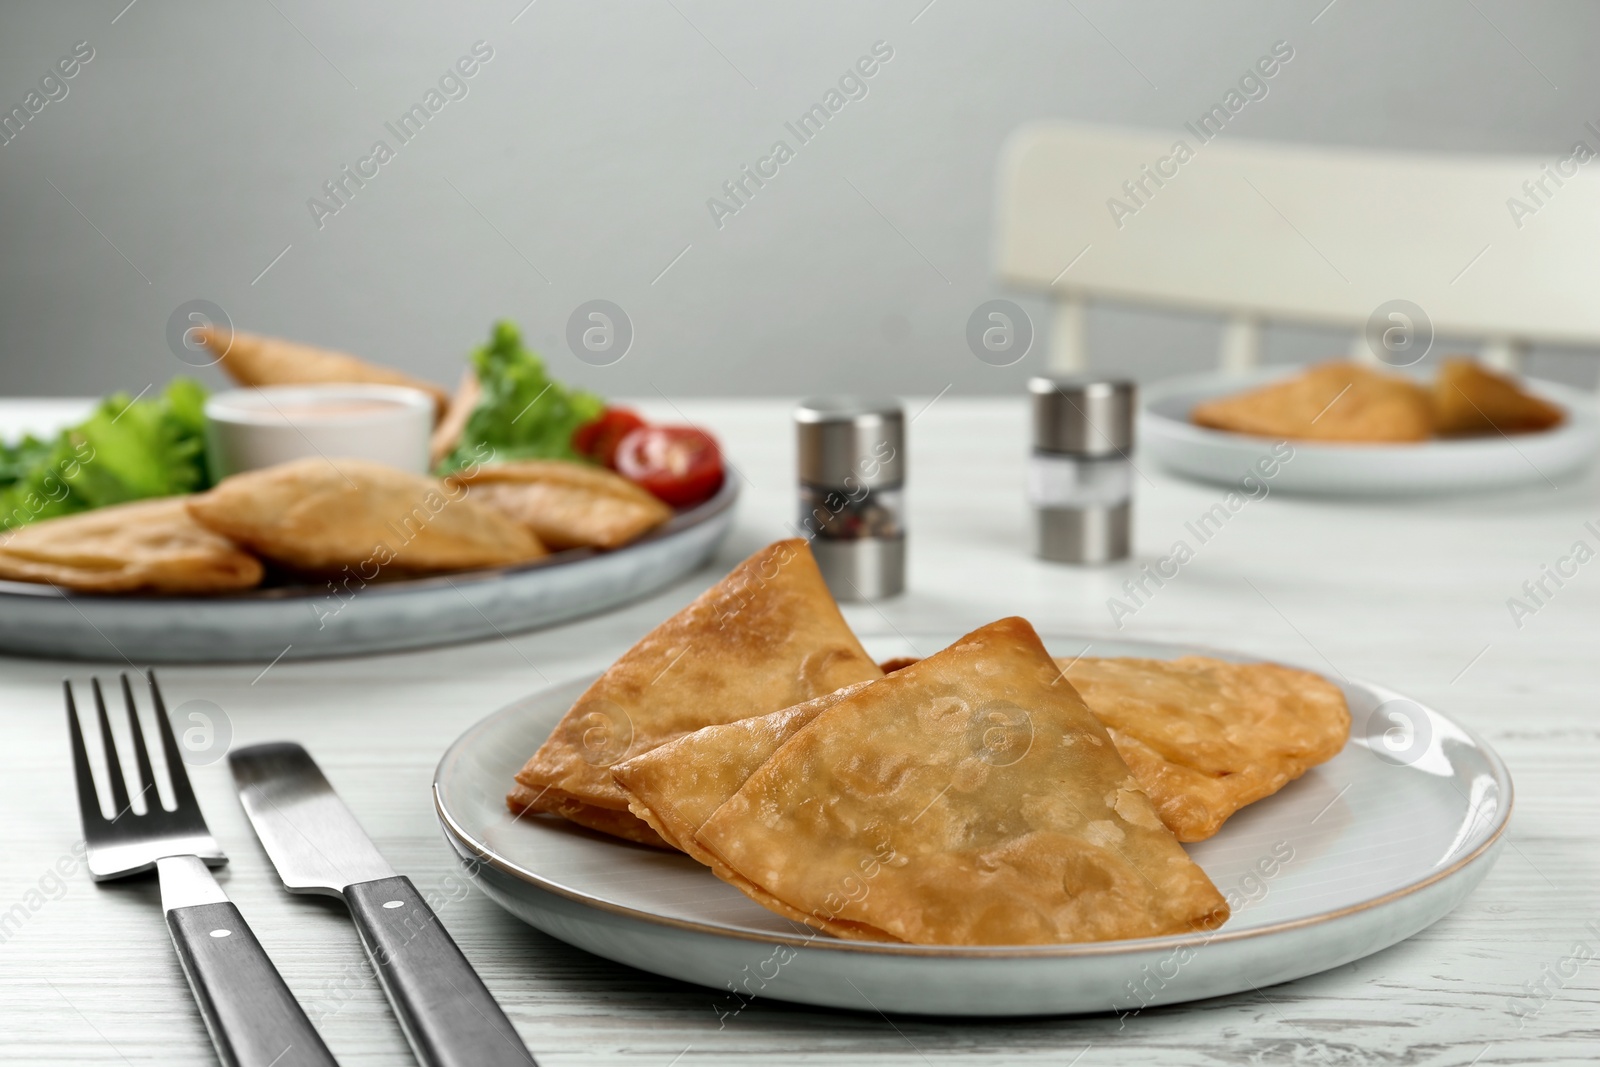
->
[204, 384, 435, 478]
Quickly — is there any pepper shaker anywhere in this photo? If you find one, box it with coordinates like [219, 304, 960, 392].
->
[1028, 377, 1135, 564]
[795, 398, 905, 600]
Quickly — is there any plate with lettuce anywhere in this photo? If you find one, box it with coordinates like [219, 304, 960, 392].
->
[0, 322, 736, 663]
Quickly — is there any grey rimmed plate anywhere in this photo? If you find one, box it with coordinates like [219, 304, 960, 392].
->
[1141, 367, 1599, 496]
[433, 633, 1511, 1016]
[0, 478, 736, 663]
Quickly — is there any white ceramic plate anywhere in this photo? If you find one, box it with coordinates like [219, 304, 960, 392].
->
[0, 478, 737, 663]
[1141, 367, 1599, 496]
[433, 633, 1511, 1016]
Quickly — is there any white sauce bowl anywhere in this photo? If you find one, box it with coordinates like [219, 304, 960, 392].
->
[204, 384, 434, 478]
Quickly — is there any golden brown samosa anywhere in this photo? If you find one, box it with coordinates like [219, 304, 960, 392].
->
[198, 326, 450, 418]
[1058, 656, 1349, 842]
[509, 539, 883, 846]
[695, 617, 1230, 944]
[453, 460, 672, 551]
[0, 498, 263, 594]
[186, 457, 545, 577]
[1191, 361, 1432, 443]
[611, 682, 885, 938]
[612, 681, 872, 851]
[1431, 358, 1564, 437]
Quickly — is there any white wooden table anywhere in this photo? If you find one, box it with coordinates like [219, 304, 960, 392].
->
[2, 397, 1595, 1066]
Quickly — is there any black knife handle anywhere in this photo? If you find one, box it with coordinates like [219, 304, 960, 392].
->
[166, 901, 340, 1067]
[344, 876, 534, 1067]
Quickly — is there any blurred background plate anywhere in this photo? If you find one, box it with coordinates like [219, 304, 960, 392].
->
[434, 633, 1511, 1017]
[0, 476, 736, 664]
[1141, 368, 1600, 496]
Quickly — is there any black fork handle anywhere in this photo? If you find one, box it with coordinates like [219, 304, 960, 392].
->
[167, 901, 340, 1067]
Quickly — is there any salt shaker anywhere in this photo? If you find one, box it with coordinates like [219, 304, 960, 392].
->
[1028, 377, 1135, 564]
[795, 398, 905, 600]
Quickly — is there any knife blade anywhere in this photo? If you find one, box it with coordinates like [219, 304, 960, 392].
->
[229, 742, 393, 894]
[230, 743, 536, 1067]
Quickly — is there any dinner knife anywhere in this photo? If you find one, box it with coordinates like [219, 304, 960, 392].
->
[228, 743, 535, 1067]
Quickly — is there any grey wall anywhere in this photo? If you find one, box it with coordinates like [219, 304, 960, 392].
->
[4, 0, 1599, 401]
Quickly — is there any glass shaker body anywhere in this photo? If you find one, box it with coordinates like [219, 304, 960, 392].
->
[1027, 377, 1135, 564]
[795, 398, 905, 600]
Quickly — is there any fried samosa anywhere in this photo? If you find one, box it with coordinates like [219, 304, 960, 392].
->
[197, 326, 450, 417]
[612, 681, 872, 851]
[611, 682, 886, 938]
[0, 498, 263, 594]
[1431, 358, 1564, 437]
[695, 617, 1230, 944]
[1058, 656, 1349, 842]
[453, 460, 672, 551]
[186, 457, 545, 576]
[1191, 361, 1432, 443]
[509, 538, 883, 846]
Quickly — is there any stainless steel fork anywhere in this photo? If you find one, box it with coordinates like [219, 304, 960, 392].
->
[66, 671, 339, 1067]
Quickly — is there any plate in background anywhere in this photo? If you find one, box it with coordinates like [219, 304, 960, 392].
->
[1140, 367, 1599, 496]
[0, 477, 736, 663]
[434, 633, 1510, 1017]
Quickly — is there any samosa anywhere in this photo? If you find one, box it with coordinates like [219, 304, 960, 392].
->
[508, 539, 883, 846]
[694, 618, 1230, 944]
[1058, 656, 1349, 841]
[187, 457, 545, 576]
[611, 682, 870, 853]
[197, 326, 450, 418]
[1431, 358, 1563, 437]
[611, 682, 887, 937]
[0, 498, 263, 594]
[452, 460, 672, 551]
[1191, 361, 1432, 443]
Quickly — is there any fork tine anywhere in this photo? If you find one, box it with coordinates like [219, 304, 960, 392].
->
[147, 670, 199, 813]
[64, 682, 108, 827]
[90, 677, 132, 819]
[120, 673, 160, 814]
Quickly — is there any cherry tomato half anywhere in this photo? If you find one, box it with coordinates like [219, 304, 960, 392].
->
[614, 426, 725, 508]
[572, 407, 647, 468]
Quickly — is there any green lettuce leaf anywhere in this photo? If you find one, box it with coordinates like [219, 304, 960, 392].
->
[0, 433, 54, 489]
[436, 320, 604, 474]
[0, 378, 211, 530]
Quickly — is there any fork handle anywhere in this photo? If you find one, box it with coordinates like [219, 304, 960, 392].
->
[167, 899, 339, 1067]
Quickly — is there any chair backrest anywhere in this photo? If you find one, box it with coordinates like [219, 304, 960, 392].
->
[996, 121, 1600, 367]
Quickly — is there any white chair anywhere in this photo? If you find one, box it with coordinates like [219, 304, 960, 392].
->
[995, 121, 1600, 375]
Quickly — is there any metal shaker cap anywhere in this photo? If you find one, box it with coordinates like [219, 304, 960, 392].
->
[1028, 377, 1135, 456]
[795, 397, 904, 488]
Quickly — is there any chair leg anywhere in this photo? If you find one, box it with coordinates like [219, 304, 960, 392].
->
[1219, 314, 1261, 373]
[1480, 338, 1526, 373]
[1351, 331, 1380, 365]
[1048, 294, 1086, 373]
